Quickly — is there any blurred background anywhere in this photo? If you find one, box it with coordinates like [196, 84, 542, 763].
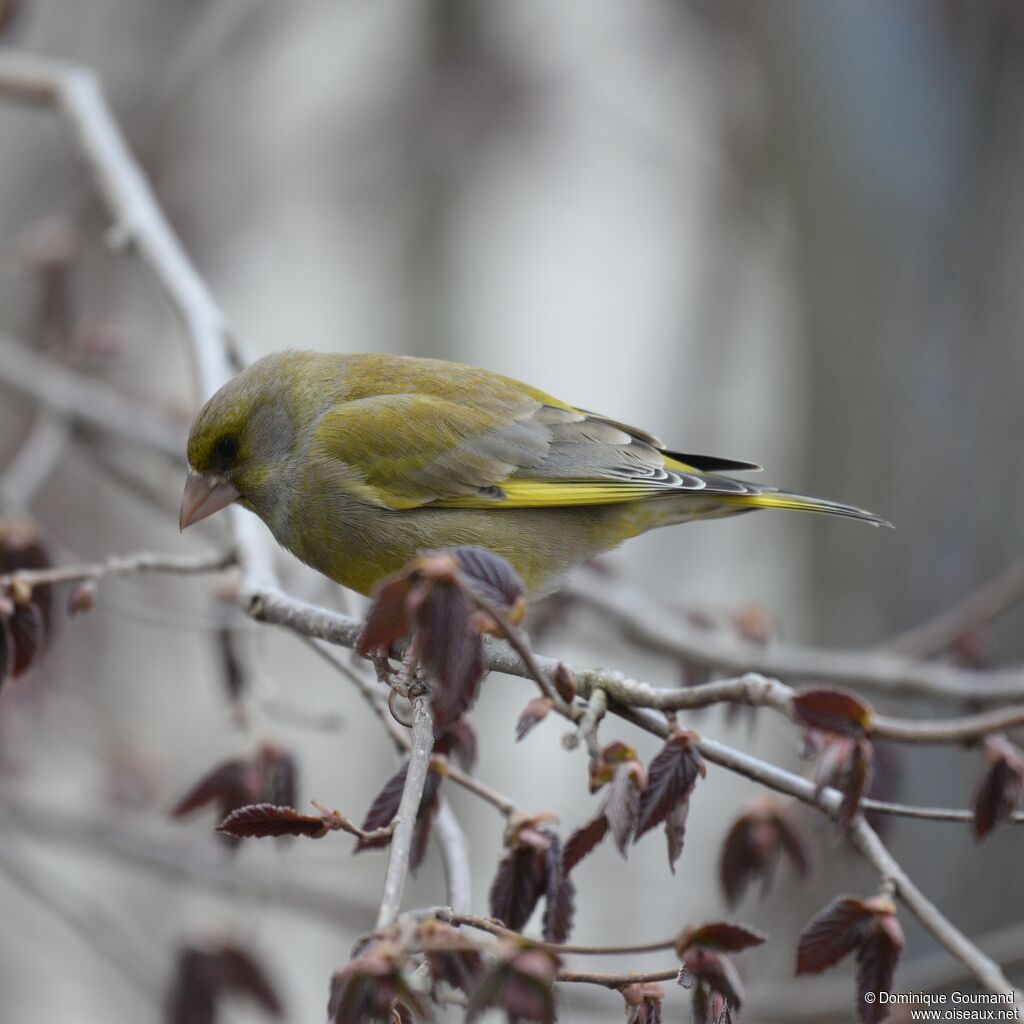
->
[1, 1, 1023, 1021]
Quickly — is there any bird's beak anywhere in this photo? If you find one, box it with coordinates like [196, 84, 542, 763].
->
[179, 471, 240, 531]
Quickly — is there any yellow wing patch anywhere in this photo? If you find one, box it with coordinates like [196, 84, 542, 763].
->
[435, 478, 667, 509]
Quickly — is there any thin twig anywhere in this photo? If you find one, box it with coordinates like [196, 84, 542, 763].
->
[563, 570, 1024, 703]
[433, 800, 472, 914]
[557, 967, 678, 987]
[0, 548, 235, 595]
[0, 332, 183, 458]
[438, 911, 676, 956]
[885, 556, 1024, 656]
[376, 694, 435, 930]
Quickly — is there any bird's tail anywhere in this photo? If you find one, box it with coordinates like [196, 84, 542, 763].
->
[721, 489, 892, 527]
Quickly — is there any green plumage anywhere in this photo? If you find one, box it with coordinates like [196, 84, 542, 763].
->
[184, 351, 887, 595]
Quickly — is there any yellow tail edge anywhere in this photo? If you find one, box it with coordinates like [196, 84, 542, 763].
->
[724, 491, 893, 528]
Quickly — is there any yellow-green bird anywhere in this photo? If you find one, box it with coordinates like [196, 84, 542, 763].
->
[180, 351, 887, 596]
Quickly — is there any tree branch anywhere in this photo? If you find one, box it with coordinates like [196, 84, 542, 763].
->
[564, 570, 1024, 703]
[376, 693, 435, 930]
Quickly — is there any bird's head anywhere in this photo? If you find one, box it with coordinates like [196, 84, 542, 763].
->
[180, 352, 319, 531]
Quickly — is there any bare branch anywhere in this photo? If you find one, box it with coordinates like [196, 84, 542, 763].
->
[564, 571, 1024, 703]
[0, 548, 234, 596]
[376, 693, 435, 930]
[434, 800, 472, 914]
[0, 332, 183, 458]
[885, 555, 1024, 656]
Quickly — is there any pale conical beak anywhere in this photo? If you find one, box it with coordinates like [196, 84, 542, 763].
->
[179, 471, 240, 531]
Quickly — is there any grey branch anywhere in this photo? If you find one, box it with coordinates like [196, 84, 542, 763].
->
[376, 693, 435, 930]
[0, 332, 184, 459]
[565, 570, 1024, 703]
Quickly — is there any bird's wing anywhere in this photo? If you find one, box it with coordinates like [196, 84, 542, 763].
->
[312, 390, 759, 510]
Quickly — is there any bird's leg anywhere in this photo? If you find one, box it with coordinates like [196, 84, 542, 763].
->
[384, 641, 423, 728]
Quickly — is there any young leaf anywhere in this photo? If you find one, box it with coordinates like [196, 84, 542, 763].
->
[719, 801, 810, 906]
[218, 944, 285, 1017]
[814, 736, 874, 833]
[217, 803, 330, 840]
[795, 896, 876, 974]
[166, 942, 283, 1024]
[972, 734, 1024, 839]
[466, 946, 559, 1024]
[664, 801, 689, 874]
[357, 576, 413, 656]
[679, 947, 745, 1012]
[489, 843, 548, 932]
[855, 916, 904, 1024]
[622, 982, 664, 1024]
[676, 922, 767, 956]
[433, 717, 478, 773]
[446, 545, 526, 624]
[171, 759, 249, 819]
[562, 813, 610, 874]
[356, 761, 442, 861]
[634, 730, 706, 843]
[515, 697, 554, 742]
[416, 921, 484, 994]
[328, 943, 431, 1024]
[793, 688, 873, 737]
[541, 833, 575, 943]
[604, 760, 645, 855]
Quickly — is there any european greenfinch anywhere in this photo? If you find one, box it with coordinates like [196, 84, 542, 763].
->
[180, 351, 886, 596]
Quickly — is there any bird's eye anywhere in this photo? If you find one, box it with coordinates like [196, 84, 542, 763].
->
[214, 435, 239, 461]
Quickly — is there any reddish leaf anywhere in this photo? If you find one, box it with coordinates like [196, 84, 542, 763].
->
[416, 921, 484, 994]
[489, 843, 548, 931]
[216, 629, 246, 702]
[357, 764, 408, 849]
[447, 546, 526, 623]
[972, 735, 1024, 839]
[8, 599, 44, 676]
[328, 943, 431, 1024]
[0, 521, 52, 678]
[257, 744, 298, 808]
[541, 833, 575, 943]
[719, 801, 810, 907]
[603, 760, 645, 855]
[562, 813, 610, 873]
[466, 946, 559, 1024]
[623, 983, 664, 1024]
[856, 917, 904, 1024]
[171, 759, 249, 818]
[433, 717, 478, 773]
[677, 922, 766, 956]
[217, 804, 330, 840]
[166, 942, 283, 1024]
[679, 947, 745, 1011]
[795, 897, 876, 974]
[664, 801, 689, 874]
[357, 577, 413, 656]
[634, 730, 706, 843]
[793, 688, 873, 737]
[410, 769, 443, 873]
[356, 762, 442, 861]
[218, 944, 285, 1017]
[515, 696, 554, 742]
[815, 736, 874, 833]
